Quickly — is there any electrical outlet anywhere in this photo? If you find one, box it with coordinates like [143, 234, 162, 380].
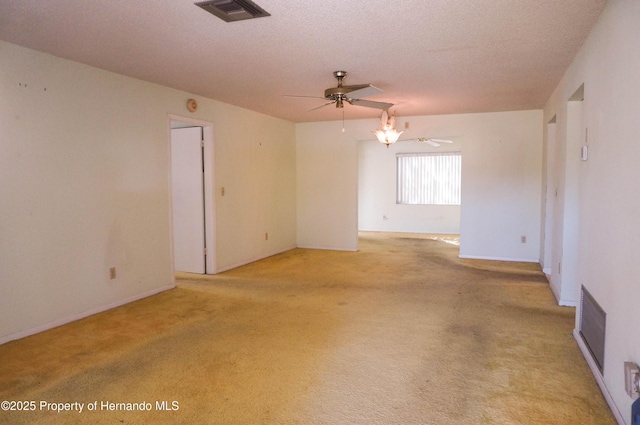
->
[109, 267, 116, 280]
[625, 362, 640, 399]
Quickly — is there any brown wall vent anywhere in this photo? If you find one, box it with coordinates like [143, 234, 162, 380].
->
[195, 0, 271, 22]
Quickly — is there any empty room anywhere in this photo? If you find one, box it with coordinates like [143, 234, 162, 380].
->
[1, 1, 639, 424]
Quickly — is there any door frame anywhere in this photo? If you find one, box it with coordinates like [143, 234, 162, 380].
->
[168, 114, 216, 275]
[541, 117, 556, 276]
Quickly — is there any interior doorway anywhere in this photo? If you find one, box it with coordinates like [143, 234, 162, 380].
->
[541, 116, 557, 276]
[169, 116, 216, 274]
[547, 85, 584, 306]
[357, 139, 462, 236]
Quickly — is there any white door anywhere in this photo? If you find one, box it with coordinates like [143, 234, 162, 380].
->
[171, 127, 206, 274]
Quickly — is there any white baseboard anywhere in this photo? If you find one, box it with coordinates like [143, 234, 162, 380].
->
[573, 329, 624, 425]
[0, 284, 175, 346]
[216, 245, 298, 273]
[296, 245, 358, 252]
[549, 283, 578, 307]
[458, 254, 539, 263]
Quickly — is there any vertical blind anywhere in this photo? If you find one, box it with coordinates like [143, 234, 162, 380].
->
[396, 152, 462, 205]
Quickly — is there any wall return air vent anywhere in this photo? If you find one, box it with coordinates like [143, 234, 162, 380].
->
[195, 0, 271, 22]
[579, 285, 606, 374]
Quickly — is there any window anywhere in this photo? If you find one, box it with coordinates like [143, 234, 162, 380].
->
[396, 152, 461, 205]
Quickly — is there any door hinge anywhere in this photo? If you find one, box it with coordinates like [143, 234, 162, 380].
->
[204, 247, 207, 256]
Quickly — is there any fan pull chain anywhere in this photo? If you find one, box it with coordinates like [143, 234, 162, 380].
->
[342, 109, 345, 132]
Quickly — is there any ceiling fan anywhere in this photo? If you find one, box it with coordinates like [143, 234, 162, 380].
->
[285, 71, 394, 111]
[412, 138, 454, 147]
[395, 137, 454, 147]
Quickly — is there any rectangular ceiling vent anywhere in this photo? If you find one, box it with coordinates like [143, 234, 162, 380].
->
[195, 0, 270, 22]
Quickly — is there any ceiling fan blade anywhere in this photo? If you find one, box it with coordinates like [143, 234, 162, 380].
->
[348, 98, 394, 110]
[339, 83, 370, 91]
[415, 138, 441, 146]
[308, 100, 336, 111]
[428, 138, 453, 144]
[283, 94, 327, 99]
[380, 110, 389, 128]
[342, 84, 383, 99]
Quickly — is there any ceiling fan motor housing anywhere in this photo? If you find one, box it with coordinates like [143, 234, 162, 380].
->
[324, 87, 348, 107]
[325, 71, 348, 107]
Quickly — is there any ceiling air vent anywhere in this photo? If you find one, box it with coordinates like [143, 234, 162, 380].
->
[195, 0, 271, 22]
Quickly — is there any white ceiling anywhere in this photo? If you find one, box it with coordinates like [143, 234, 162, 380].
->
[0, 0, 607, 123]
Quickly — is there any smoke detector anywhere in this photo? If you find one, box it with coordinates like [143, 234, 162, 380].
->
[195, 0, 271, 22]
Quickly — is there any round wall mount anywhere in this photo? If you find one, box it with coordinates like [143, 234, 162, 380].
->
[187, 98, 198, 112]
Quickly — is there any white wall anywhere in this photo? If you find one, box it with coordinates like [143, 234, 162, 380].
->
[358, 137, 461, 235]
[296, 110, 542, 262]
[542, 1, 640, 422]
[0, 41, 296, 343]
[457, 110, 543, 261]
[296, 121, 359, 251]
[211, 104, 297, 271]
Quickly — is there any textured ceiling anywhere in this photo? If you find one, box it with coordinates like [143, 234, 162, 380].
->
[0, 0, 607, 123]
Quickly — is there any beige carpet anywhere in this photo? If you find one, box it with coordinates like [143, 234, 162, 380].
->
[0, 232, 615, 424]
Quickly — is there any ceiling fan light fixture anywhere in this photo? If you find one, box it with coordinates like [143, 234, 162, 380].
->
[375, 128, 403, 147]
[375, 110, 403, 147]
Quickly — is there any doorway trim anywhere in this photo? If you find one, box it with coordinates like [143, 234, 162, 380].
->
[541, 116, 557, 276]
[168, 114, 216, 275]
